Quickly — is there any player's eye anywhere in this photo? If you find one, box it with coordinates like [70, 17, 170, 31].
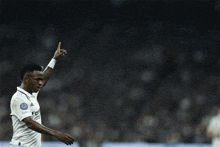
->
[35, 78, 43, 81]
[39, 78, 43, 80]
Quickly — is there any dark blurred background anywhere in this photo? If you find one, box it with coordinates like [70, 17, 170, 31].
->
[1, 0, 220, 146]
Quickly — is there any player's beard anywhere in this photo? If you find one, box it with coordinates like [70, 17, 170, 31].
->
[29, 85, 38, 93]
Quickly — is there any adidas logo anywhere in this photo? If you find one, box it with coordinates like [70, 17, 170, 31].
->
[30, 103, 34, 106]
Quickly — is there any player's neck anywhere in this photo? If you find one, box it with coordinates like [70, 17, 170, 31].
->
[20, 83, 33, 94]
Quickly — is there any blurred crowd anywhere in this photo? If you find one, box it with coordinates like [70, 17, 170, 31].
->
[1, 20, 220, 147]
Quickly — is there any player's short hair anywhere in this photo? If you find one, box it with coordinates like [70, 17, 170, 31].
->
[20, 64, 43, 80]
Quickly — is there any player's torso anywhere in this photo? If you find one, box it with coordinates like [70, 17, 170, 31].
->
[10, 90, 42, 146]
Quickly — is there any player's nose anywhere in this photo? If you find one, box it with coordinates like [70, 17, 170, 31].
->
[39, 80, 43, 86]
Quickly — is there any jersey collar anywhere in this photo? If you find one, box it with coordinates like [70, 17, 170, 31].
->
[17, 87, 32, 98]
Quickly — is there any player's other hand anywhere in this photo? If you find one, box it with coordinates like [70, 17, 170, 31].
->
[53, 42, 67, 60]
[54, 132, 75, 145]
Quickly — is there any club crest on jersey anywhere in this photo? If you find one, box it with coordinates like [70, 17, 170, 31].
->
[20, 103, 28, 110]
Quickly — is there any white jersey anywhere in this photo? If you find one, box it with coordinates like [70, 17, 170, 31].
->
[207, 115, 220, 147]
[9, 87, 42, 147]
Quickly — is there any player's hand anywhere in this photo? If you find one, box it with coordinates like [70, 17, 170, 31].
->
[53, 42, 67, 60]
[54, 132, 75, 145]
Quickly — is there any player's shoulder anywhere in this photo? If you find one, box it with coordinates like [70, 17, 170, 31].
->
[11, 91, 28, 102]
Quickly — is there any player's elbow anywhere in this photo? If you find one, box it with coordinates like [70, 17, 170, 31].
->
[23, 117, 34, 129]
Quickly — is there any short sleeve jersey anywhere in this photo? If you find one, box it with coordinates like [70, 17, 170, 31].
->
[9, 87, 42, 147]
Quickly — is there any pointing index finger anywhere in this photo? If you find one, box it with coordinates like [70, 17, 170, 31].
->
[57, 42, 61, 53]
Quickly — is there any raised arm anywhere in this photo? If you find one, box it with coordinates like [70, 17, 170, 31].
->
[42, 42, 67, 88]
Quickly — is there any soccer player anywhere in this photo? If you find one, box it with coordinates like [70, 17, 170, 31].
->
[206, 107, 220, 147]
[9, 42, 74, 147]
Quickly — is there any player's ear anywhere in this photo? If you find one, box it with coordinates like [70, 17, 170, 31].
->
[23, 75, 28, 84]
[23, 73, 31, 84]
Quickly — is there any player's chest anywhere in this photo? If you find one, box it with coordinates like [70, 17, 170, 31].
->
[28, 98, 40, 112]
[28, 98, 41, 121]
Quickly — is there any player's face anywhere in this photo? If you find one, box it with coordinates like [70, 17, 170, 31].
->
[28, 71, 44, 92]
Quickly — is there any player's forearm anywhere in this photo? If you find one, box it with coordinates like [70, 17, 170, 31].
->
[42, 58, 57, 86]
[26, 119, 58, 136]
[42, 66, 53, 86]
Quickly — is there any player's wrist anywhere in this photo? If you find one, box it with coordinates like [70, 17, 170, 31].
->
[53, 56, 59, 60]
[48, 58, 57, 69]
